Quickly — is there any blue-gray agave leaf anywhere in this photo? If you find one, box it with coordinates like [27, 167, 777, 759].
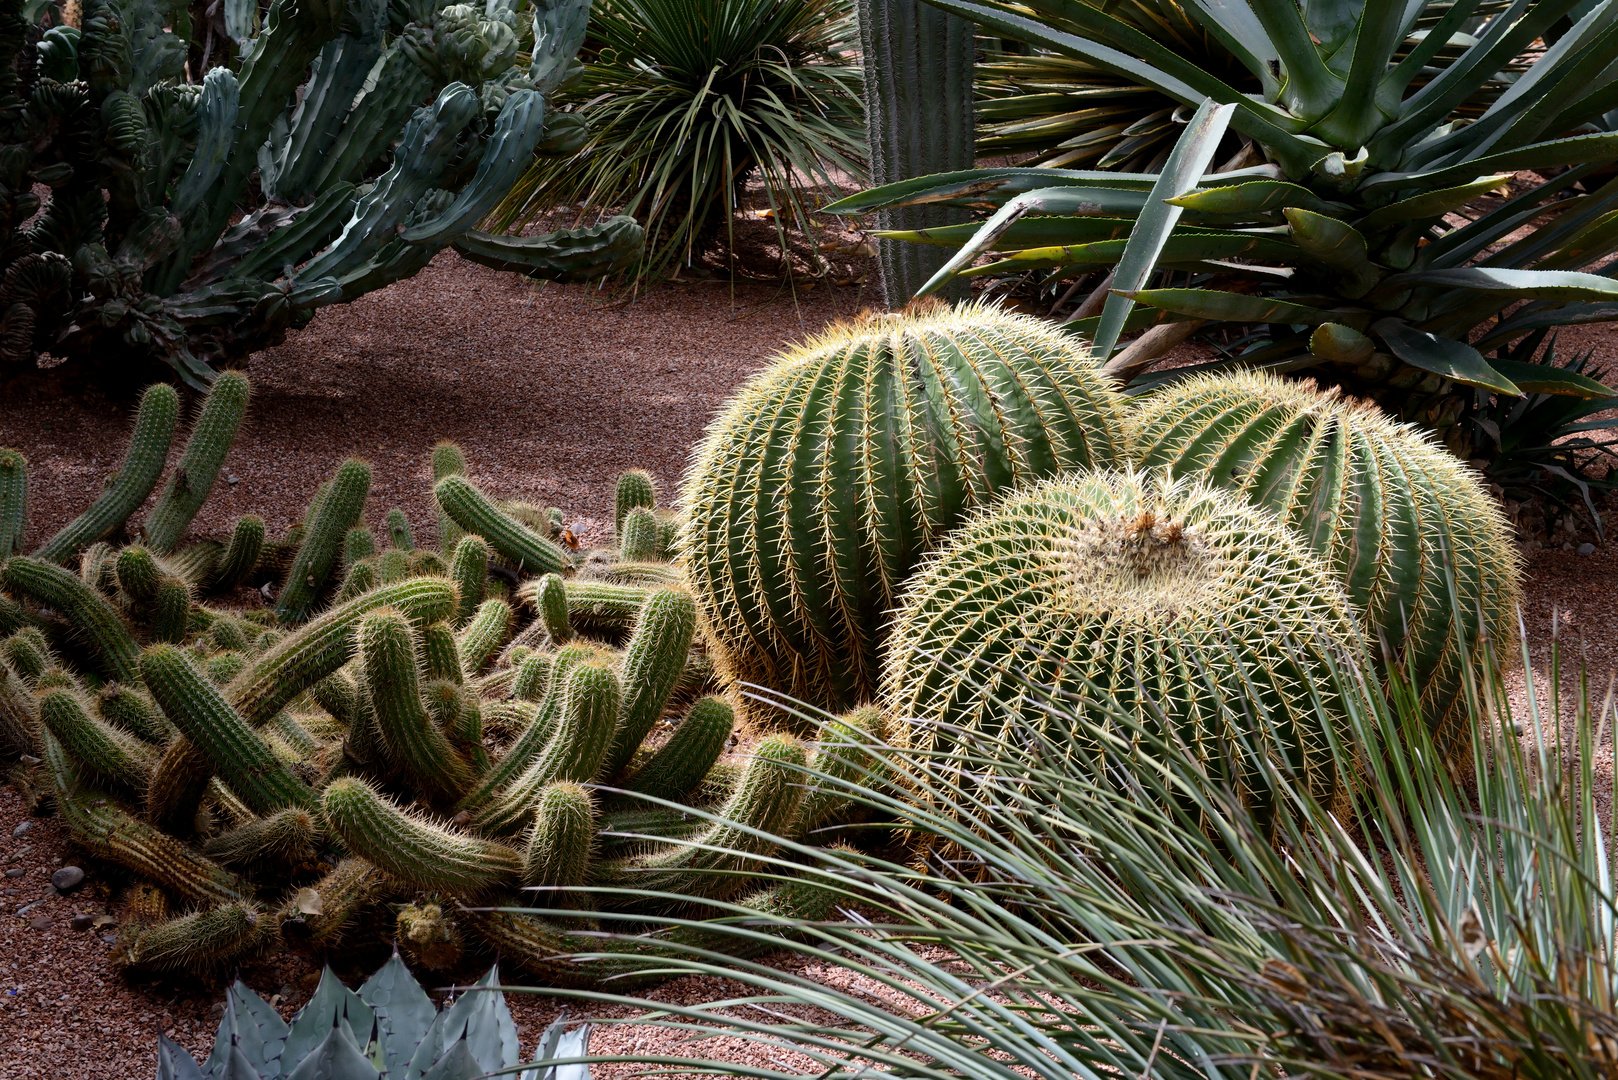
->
[358, 950, 437, 1078]
[518, 1017, 592, 1080]
[403, 966, 518, 1080]
[417, 1041, 483, 1080]
[282, 1020, 380, 1080]
[204, 980, 289, 1079]
[157, 1036, 210, 1080]
[283, 966, 377, 1071]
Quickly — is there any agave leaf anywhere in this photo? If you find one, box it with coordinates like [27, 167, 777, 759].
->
[415, 1042, 483, 1080]
[1374, 317, 1522, 394]
[204, 979, 288, 1080]
[1357, 173, 1514, 232]
[1309, 322, 1376, 363]
[1176, 0, 1280, 96]
[284, 966, 377, 1074]
[157, 1036, 210, 1080]
[401, 1013, 447, 1080]
[1490, 358, 1618, 398]
[1284, 208, 1381, 297]
[1308, 0, 1406, 148]
[517, 1018, 592, 1080]
[875, 216, 1141, 248]
[1243, 0, 1343, 119]
[1393, 266, 1618, 301]
[433, 966, 520, 1075]
[1378, 0, 1490, 105]
[1063, 307, 1174, 339]
[1166, 179, 1336, 215]
[1478, 299, 1618, 347]
[962, 231, 1294, 275]
[1120, 288, 1334, 324]
[283, 1021, 380, 1080]
[357, 951, 437, 1079]
[1363, 131, 1618, 194]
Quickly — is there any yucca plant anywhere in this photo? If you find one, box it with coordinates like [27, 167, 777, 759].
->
[831, 0, 1618, 455]
[522, 623, 1618, 1077]
[485, 0, 865, 286]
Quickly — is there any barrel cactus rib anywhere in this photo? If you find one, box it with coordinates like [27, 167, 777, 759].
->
[682, 302, 1130, 716]
[1131, 372, 1520, 745]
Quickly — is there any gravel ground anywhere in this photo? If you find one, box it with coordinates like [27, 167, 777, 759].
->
[0, 253, 1615, 1077]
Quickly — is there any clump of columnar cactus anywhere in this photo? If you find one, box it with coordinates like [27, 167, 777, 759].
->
[681, 300, 1133, 722]
[1, 407, 856, 982]
[1131, 371, 1522, 755]
[883, 469, 1370, 824]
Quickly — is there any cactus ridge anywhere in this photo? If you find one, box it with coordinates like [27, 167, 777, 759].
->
[297, 856, 394, 946]
[456, 598, 512, 676]
[36, 384, 180, 564]
[606, 587, 697, 777]
[511, 651, 553, 702]
[343, 527, 378, 569]
[150, 575, 193, 643]
[619, 506, 660, 563]
[277, 459, 374, 623]
[791, 706, 888, 842]
[0, 449, 25, 558]
[614, 470, 657, 535]
[115, 545, 162, 603]
[96, 684, 176, 744]
[431, 441, 470, 553]
[213, 515, 267, 592]
[533, 573, 571, 642]
[884, 468, 1368, 820]
[1131, 371, 1522, 747]
[623, 695, 735, 805]
[522, 781, 596, 898]
[386, 508, 415, 551]
[435, 475, 571, 575]
[421, 622, 465, 684]
[448, 535, 490, 626]
[322, 776, 521, 894]
[357, 609, 475, 801]
[681, 301, 1132, 718]
[40, 687, 159, 794]
[142, 644, 316, 814]
[202, 807, 321, 868]
[3, 556, 142, 683]
[457, 643, 598, 812]
[144, 371, 252, 554]
[145, 736, 216, 835]
[1, 626, 52, 681]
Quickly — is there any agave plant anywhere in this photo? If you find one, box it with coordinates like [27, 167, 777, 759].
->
[156, 953, 593, 1080]
[485, 0, 865, 286]
[832, 0, 1618, 455]
[526, 626, 1618, 1077]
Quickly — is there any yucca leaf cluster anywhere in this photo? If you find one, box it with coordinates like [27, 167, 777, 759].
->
[832, 0, 1618, 456]
[0, 382, 861, 982]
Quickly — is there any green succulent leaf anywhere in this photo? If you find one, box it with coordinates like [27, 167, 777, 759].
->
[1309, 322, 1376, 363]
[1363, 131, 1618, 194]
[874, 216, 1143, 248]
[282, 1021, 379, 1080]
[822, 164, 1281, 215]
[1490, 358, 1618, 398]
[1165, 179, 1337, 216]
[1120, 288, 1334, 324]
[358, 951, 438, 1078]
[1391, 266, 1618, 301]
[968, 231, 1296, 275]
[205, 978, 290, 1078]
[157, 1036, 211, 1080]
[1373, 317, 1522, 394]
[283, 966, 377, 1074]
[1356, 173, 1514, 232]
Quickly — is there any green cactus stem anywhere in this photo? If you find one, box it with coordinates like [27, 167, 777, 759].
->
[422, 623, 464, 684]
[614, 470, 656, 535]
[434, 475, 571, 575]
[167, 542, 223, 586]
[202, 807, 321, 868]
[118, 902, 274, 973]
[144, 371, 252, 554]
[790, 705, 887, 842]
[297, 856, 395, 946]
[206, 650, 250, 686]
[96, 684, 175, 744]
[2, 556, 142, 683]
[150, 575, 193, 643]
[0, 449, 26, 557]
[619, 507, 660, 564]
[228, 577, 457, 727]
[343, 526, 377, 568]
[39, 687, 158, 794]
[511, 651, 553, 702]
[322, 776, 522, 894]
[532, 573, 571, 643]
[357, 609, 474, 802]
[623, 696, 735, 806]
[522, 781, 595, 905]
[145, 736, 215, 836]
[337, 559, 378, 602]
[376, 549, 413, 583]
[385, 508, 414, 550]
[207, 616, 254, 653]
[276, 458, 373, 623]
[455, 598, 511, 676]
[604, 561, 682, 587]
[477, 659, 621, 836]
[606, 587, 697, 777]
[598, 734, 807, 905]
[35, 384, 180, 564]
[431, 441, 469, 553]
[141, 644, 316, 814]
[115, 545, 162, 602]
[213, 515, 266, 592]
[448, 535, 490, 626]
[0, 663, 37, 754]
[1, 626, 51, 681]
[655, 513, 680, 562]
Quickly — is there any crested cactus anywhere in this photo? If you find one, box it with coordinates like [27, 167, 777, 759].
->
[143, 370, 251, 553]
[883, 469, 1369, 819]
[4, 427, 857, 982]
[1131, 372, 1522, 748]
[682, 301, 1132, 717]
[35, 384, 179, 564]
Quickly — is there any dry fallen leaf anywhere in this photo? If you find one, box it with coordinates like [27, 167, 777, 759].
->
[295, 887, 323, 916]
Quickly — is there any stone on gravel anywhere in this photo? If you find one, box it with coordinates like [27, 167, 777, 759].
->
[50, 866, 85, 893]
[70, 913, 95, 931]
[29, 914, 50, 930]
[1578, 542, 1596, 555]
[5, 867, 23, 877]
[11, 820, 30, 837]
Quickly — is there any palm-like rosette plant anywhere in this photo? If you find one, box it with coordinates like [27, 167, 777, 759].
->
[486, 0, 865, 285]
[832, 0, 1618, 456]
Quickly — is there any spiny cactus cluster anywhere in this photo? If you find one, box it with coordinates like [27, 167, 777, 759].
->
[1, 0, 641, 389]
[0, 383, 870, 984]
[680, 300, 1133, 721]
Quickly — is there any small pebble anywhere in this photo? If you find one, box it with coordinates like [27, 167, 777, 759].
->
[227, 474, 240, 485]
[70, 913, 94, 931]
[1578, 542, 1595, 555]
[15, 899, 43, 916]
[11, 821, 30, 838]
[4, 868, 23, 878]
[50, 866, 85, 893]
[7, 845, 31, 862]
[29, 914, 50, 930]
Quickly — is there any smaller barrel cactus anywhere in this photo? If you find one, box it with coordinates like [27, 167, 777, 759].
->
[883, 469, 1369, 820]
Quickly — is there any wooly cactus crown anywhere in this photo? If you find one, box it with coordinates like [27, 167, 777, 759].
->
[680, 300, 1133, 721]
[1131, 371, 1522, 753]
[882, 468, 1370, 823]
[0, 380, 871, 983]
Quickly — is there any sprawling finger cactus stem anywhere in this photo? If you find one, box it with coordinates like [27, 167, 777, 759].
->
[323, 777, 522, 895]
[615, 470, 657, 535]
[144, 371, 251, 553]
[682, 301, 1132, 717]
[1131, 372, 1521, 749]
[118, 901, 275, 973]
[883, 469, 1368, 820]
[0, 0, 638, 390]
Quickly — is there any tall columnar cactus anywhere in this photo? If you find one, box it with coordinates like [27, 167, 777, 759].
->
[431, 440, 469, 552]
[357, 610, 476, 801]
[614, 470, 657, 535]
[682, 302, 1132, 717]
[855, 0, 975, 307]
[143, 371, 251, 553]
[883, 469, 1369, 819]
[1131, 372, 1522, 748]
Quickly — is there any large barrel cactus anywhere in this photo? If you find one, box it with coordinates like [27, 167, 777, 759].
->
[1131, 371, 1521, 751]
[680, 301, 1131, 720]
[883, 469, 1368, 819]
